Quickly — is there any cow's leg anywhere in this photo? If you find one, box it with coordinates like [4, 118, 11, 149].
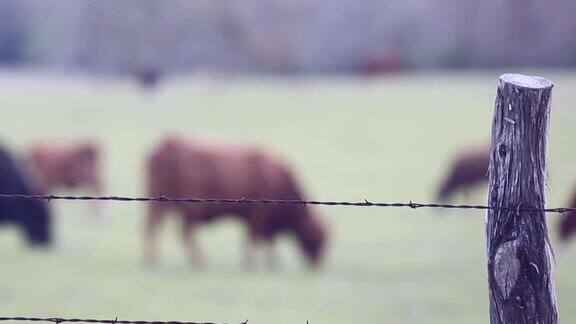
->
[144, 202, 165, 267]
[242, 230, 258, 270]
[243, 208, 267, 270]
[463, 188, 471, 204]
[182, 217, 204, 268]
[265, 238, 279, 270]
[91, 179, 105, 220]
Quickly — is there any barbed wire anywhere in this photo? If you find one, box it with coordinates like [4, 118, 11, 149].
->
[0, 317, 247, 324]
[0, 194, 573, 214]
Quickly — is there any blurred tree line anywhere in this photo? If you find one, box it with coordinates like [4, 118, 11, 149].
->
[2, 0, 576, 74]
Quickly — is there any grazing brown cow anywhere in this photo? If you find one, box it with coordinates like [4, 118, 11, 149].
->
[27, 140, 103, 218]
[436, 146, 490, 202]
[358, 50, 401, 76]
[145, 136, 327, 269]
[558, 189, 576, 242]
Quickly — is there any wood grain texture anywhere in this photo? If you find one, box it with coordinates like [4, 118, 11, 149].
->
[487, 74, 558, 323]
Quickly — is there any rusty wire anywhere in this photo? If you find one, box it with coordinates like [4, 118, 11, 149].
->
[0, 317, 247, 324]
[0, 194, 572, 214]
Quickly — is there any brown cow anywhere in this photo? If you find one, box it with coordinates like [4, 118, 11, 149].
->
[436, 146, 490, 202]
[27, 140, 104, 218]
[558, 189, 576, 242]
[358, 49, 401, 76]
[145, 136, 327, 269]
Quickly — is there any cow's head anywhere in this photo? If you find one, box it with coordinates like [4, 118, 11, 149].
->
[559, 211, 576, 242]
[296, 212, 328, 268]
[22, 200, 52, 246]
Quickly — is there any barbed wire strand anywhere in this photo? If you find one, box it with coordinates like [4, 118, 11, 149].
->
[0, 194, 572, 214]
[0, 317, 248, 324]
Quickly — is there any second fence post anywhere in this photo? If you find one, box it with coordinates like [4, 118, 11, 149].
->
[486, 74, 558, 323]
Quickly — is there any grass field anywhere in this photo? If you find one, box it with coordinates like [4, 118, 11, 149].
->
[1, 70, 576, 323]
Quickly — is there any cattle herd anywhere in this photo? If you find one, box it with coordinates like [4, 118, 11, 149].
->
[0, 136, 327, 268]
[1, 137, 576, 269]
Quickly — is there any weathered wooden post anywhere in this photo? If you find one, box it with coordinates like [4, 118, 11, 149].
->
[486, 74, 558, 323]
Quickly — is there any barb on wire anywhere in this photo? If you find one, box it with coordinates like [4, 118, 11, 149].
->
[0, 316, 247, 324]
[0, 194, 573, 214]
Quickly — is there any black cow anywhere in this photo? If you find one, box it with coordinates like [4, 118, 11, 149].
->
[0, 146, 51, 246]
[135, 68, 161, 91]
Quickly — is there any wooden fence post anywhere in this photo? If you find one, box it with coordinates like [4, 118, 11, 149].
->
[487, 74, 558, 323]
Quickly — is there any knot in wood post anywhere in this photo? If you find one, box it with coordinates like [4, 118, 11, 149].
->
[486, 73, 558, 323]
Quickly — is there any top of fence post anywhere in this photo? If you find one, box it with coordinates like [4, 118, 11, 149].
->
[500, 73, 553, 89]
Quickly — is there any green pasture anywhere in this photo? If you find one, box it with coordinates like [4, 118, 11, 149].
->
[1, 70, 576, 323]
